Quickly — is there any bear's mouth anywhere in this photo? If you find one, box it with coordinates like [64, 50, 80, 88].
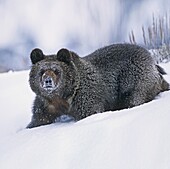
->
[41, 70, 60, 92]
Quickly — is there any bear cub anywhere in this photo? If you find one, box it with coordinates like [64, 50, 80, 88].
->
[27, 43, 169, 128]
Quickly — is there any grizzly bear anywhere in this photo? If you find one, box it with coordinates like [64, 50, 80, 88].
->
[27, 44, 169, 128]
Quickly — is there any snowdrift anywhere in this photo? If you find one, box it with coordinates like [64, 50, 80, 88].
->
[0, 64, 170, 169]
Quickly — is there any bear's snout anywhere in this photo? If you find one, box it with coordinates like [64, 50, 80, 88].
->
[43, 76, 54, 88]
[41, 70, 59, 91]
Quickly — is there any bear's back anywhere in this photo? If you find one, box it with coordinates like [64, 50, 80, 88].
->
[84, 43, 153, 70]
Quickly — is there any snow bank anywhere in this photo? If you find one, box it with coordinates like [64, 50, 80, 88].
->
[0, 64, 170, 169]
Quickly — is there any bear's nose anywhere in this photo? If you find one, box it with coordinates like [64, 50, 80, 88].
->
[43, 76, 55, 88]
[45, 77, 53, 87]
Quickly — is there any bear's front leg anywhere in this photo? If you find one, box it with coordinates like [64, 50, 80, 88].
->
[26, 112, 56, 128]
[27, 96, 69, 128]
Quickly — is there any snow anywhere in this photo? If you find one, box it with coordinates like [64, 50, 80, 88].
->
[0, 64, 170, 169]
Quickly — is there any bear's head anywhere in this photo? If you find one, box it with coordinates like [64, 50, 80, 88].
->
[29, 48, 80, 100]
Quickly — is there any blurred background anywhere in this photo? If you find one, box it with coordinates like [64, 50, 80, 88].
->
[0, 0, 170, 72]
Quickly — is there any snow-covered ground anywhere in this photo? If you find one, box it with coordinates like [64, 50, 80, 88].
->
[0, 63, 170, 169]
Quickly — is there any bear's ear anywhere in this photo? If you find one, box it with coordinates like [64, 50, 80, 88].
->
[56, 48, 72, 64]
[30, 48, 44, 64]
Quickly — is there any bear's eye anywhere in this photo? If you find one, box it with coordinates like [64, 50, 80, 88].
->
[39, 70, 45, 76]
[54, 69, 60, 75]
